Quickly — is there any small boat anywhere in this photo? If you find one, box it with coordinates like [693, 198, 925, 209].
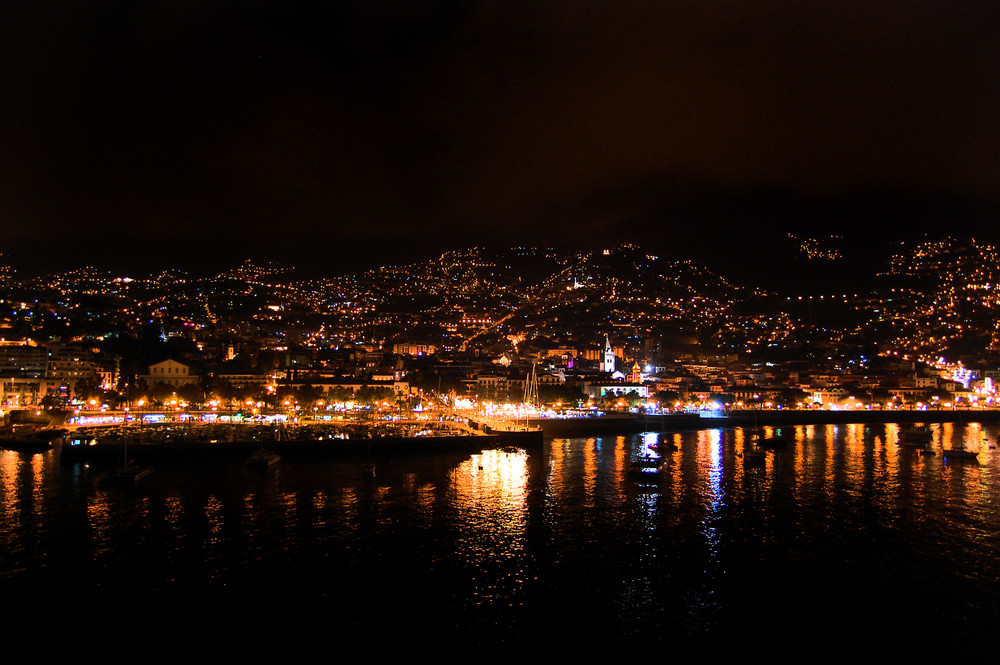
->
[899, 425, 933, 446]
[741, 425, 768, 468]
[96, 426, 152, 487]
[98, 462, 153, 488]
[943, 446, 979, 461]
[650, 441, 678, 452]
[245, 449, 280, 470]
[756, 433, 790, 449]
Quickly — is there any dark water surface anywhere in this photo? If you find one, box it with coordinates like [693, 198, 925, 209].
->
[3, 423, 999, 658]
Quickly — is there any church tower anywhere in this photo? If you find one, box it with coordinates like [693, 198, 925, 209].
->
[629, 360, 642, 384]
[603, 335, 616, 374]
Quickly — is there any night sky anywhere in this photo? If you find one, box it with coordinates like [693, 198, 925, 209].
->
[3, 1, 999, 277]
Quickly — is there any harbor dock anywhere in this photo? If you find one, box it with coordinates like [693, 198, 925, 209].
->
[56, 418, 543, 462]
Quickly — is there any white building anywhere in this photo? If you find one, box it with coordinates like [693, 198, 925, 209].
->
[603, 336, 616, 373]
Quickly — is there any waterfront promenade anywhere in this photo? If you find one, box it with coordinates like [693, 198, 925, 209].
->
[60, 405, 1000, 432]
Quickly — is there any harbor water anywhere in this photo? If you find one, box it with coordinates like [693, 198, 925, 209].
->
[2, 422, 999, 658]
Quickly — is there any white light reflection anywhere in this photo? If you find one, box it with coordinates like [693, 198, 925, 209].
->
[701, 429, 724, 517]
[691, 429, 725, 616]
[695, 429, 725, 554]
[634, 434, 660, 518]
[642, 431, 658, 456]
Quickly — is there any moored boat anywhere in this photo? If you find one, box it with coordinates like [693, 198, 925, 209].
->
[245, 449, 280, 469]
[756, 432, 791, 449]
[943, 446, 979, 461]
[627, 456, 666, 482]
[96, 421, 153, 486]
[650, 441, 678, 452]
[97, 462, 153, 487]
[899, 425, 933, 446]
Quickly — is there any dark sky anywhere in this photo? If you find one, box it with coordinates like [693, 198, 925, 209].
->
[3, 1, 999, 277]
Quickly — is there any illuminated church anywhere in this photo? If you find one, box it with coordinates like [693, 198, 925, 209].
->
[603, 335, 616, 373]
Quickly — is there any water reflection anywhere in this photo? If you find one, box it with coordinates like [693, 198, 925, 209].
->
[448, 448, 531, 614]
[449, 448, 529, 555]
[1, 428, 999, 654]
[165, 495, 186, 567]
[697, 429, 724, 608]
[0, 452, 20, 539]
[698, 429, 724, 515]
[0, 451, 45, 557]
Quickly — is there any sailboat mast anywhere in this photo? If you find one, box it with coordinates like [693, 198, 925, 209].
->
[522, 362, 539, 427]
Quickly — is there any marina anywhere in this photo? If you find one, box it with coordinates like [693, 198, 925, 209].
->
[57, 420, 543, 462]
